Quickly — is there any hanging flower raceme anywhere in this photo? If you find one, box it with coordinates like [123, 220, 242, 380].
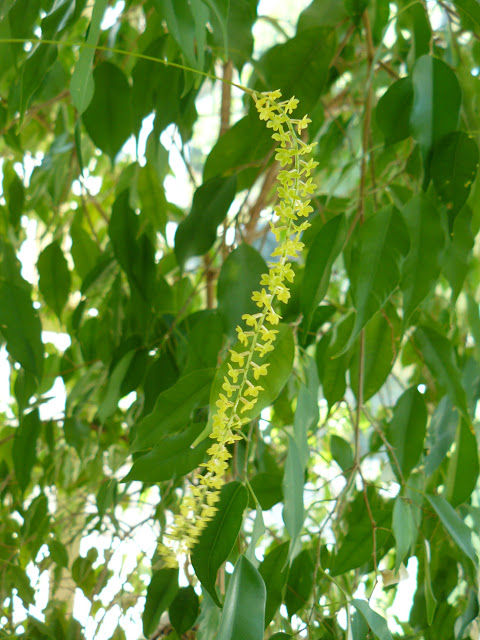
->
[159, 90, 318, 567]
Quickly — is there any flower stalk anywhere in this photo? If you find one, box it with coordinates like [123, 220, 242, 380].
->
[159, 90, 318, 567]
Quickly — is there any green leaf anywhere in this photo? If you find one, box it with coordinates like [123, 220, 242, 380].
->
[123, 422, 209, 483]
[432, 131, 479, 227]
[48, 539, 69, 568]
[132, 368, 215, 452]
[400, 194, 446, 324]
[259, 542, 289, 626]
[345, 206, 409, 352]
[97, 351, 136, 423]
[352, 600, 393, 640]
[216, 555, 266, 640]
[70, 222, 101, 281]
[203, 113, 272, 191]
[137, 162, 168, 238]
[3, 164, 24, 230]
[255, 27, 336, 116]
[453, 0, 480, 29]
[175, 176, 237, 268]
[208, 0, 257, 71]
[82, 62, 133, 162]
[169, 585, 199, 635]
[250, 472, 283, 511]
[423, 541, 437, 626]
[294, 383, 318, 469]
[455, 588, 479, 639]
[426, 494, 477, 566]
[13, 408, 41, 493]
[217, 243, 267, 337]
[183, 310, 224, 374]
[18, 44, 58, 123]
[208, 323, 295, 426]
[446, 419, 479, 507]
[414, 326, 469, 420]
[37, 241, 71, 319]
[410, 55, 461, 184]
[386, 386, 427, 482]
[330, 435, 354, 473]
[0, 280, 43, 380]
[442, 205, 474, 301]
[300, 213, 346, 335]
[344, 0, 369, 25]
[285, 549, 315, 618]
[376, 77, 413, 146]
[425, 396, 458, 476]
[297, 0, 348, 30]
[282, 436, 304, 542]
[142, 568, 179, 638]
[350, 303, 402, 401]
[191, 482, 249, 607]
[70, 0, 109, 114]
[392, 496, 415, 572]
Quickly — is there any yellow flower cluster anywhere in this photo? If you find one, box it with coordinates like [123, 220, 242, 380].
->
[158, 90, 318, 567]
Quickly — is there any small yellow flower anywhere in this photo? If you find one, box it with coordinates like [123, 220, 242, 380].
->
[240, 396, 257, 413]
[229, 350, 245, 366]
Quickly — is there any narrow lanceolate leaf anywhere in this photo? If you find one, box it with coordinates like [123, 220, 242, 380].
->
[132, 368, 215, 452]
[191, 482, 249, 607]
[82, 62, 133, 162]
[70, 0, 109, 113]
[216, 555, 266, 640]
[300, 213, 346, 335]
[175, 176, 237, 268]
[409, 55, 461, 183]
[446, 418, 479, 507]
[142, 568, 179, 638]
[431, 132, 479, 221]
[13, 408, 41, 493]
[393, 496, 415, 572]
[352, 600, 393, 640]
[259, 542, 289, 626]
[37, 241, 71, 319]
[344, 206, 409, 352]
[427, 494, 477, 566]
[282, 436, 304, 542]
[401, 194, 446, 325]
[414, 326, 469, 420]
[386, 387, 427, 481]
[423, 541, 437, 626]
[0, 280, 43, 380]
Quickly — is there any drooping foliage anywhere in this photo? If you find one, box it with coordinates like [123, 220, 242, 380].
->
[1, 1, 480, 639]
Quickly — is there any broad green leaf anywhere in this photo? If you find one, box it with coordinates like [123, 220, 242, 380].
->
[410, 55, 461, 183]
[259, 542, 289, 627]
[424, 396, 458, 476]
[255, 27, 336, 116]
[208, 323, 295, 426]
[351, 610, 368, 640]
[70, 222, 101, 281]
[414, 326, 469, 420]
[197, 591, 221, 640]
[183, 310, 224, 374]
[191, 482, 249, 606]
[82, 62, 133, 162]
[123, 422, 209, 483]
[431, 132, 479, 222]
[344, 0, 369, 25]
[18, 44, 58, 123]
[70, 0, 109, 114]
[393, 496, 415, 572]
[282, 436, 304, 541]
[442, 205, 474, 301]
[137, 163, 168, 238]
[423, 540, 437, 626]
[217, 243, 267, 337]
[427, 494, 477, 566]
[37, 241, 71, 319]
[208, 0, 257, 71]
[63, 416, 90, 454]
[401, 194, 446, 324]
[203, 113, 272, 190]
[402, 2, 432, 59]
[453, 0, 480, 28]
[216, 555, 266, 640]
[376, 77, 413, 146]
[97, 351, 136, 423]
[269, 634, 293, 640]
[168, 585, 199, 635]
[132, 368, 215, 452]
[330, 435, 354, 473]
[250, 472, 283, 510]
[350, 303, 402, 401]
[48, 539, 69, 568]
[446, 419, 479, 507]
[316, 312, 354, 407]
[300, 213, 346, 335]
[13, 408, 41, 493]
[3, 164, 24, 229]
[345, 206, 409, 352]
[175, 176, 237, 268]
[352, 600, 393, 640]
[386, 387, 427, 482]
[0, 280, 43, 380]
[455, 588, 479, 639]
[285, 549, 315, 618]
[142, 568, 178, 638]
[297, 0, 348, 30]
